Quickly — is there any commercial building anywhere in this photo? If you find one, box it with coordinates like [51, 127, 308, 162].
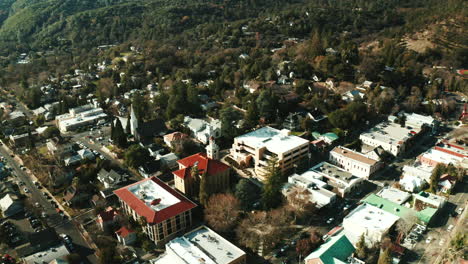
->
[309, 162, 364, 198]
[418, 140, 468, 169]
[329, 146, 383, 179]
[22, 244, 70, 264]
[231, 127, 309, 178]
[151, 226, 246, 264]
[282, 170, 337, 208]
[56, 104, 107, 132]
[343, 203, 399, 246]
[359, 114, 433, 156]
[376, 187, 412, 205]
[304, 230, 356, 264]
[114, 177, 197, 247]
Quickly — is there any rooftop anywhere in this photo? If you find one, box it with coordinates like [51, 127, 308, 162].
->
[23, 244, 70, 264]
[304, 230, 355, 264]
[153, 226, 245, 264]
[344, 203, 399, 231]
[360, 120, 421, 146]
[311, 162, 360, 188]
[173, 153, 230, 179]
[114, 177, 197, 224]
[376, 187, 412, 205]
[331, 146, 378, 166]
[363, 194, 437, 224]
[235, 126, 309, 154]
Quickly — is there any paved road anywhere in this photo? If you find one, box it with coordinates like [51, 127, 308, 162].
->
[0, 144, 98, 264]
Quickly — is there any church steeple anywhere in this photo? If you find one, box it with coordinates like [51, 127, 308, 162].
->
[206, 137, 219, 160]
[130, 104, 139, 140]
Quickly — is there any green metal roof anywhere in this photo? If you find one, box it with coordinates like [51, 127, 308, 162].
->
[305, 232, 355, 264]
[323, 132, 339, 141]
[363, 194, 436, 224]
[312, 132, 321, 139]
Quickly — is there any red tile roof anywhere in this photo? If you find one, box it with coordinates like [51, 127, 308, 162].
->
[164, 132, 188, 142]
[113, 177, 197, 224]
[115, 226, 134, 238]
[174, 153, 230, 180]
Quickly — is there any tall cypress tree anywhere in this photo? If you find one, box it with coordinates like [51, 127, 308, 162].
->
[199, 172, 209, 206]
[114, 119, 127, 147]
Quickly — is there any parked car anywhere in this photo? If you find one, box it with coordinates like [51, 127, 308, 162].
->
[447, 224, 454, 232]
[326, 218, 334, 224]
[425, 236, 433, 244]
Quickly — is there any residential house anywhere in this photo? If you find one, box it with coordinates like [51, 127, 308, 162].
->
[115, 226, 137, 246]
[172, 140, 229, 197]
[183, 116, 221, 144]
[329, 146, 383, 179]
[9, 132, 38, 147]
[97, 169, 128, 189]
[282, 112, 302, 131]
[438, 174, 457, 193]
[151, 226, 246, 264]
[231, 127, 309, 178]
[163, 132, 188, 149]
[96, 207, 120, 231]
[114, 177, 197, 247]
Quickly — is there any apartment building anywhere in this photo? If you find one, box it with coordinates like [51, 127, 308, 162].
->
[231, 127, 309, 178]
[329, 146, 383, 179]
[151, 226, 246, 264]
[114, 177, 197, 247]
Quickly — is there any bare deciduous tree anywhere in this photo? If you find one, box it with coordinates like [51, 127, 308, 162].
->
[204, 193, 240, 233]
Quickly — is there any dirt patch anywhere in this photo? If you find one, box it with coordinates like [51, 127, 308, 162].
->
[402, 30, 436, 53]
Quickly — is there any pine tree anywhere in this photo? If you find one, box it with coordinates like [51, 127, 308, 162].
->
[355, 234, 368, 260]
[243, 101, 259, 130]
[261, 158, 283, 210]
[199, 172, 209, 206]
[114, 119, 127, 148]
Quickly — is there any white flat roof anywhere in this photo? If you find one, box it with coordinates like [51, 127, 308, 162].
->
[360, 121, 420, 146]
[128, 179, 180, 212]
[376, 187, 411, 205]
[421, 148, 464, 165]
[236, 126, 309, 154]
[344, 203, 399, 231]
[23, 244, 70, 264]
[160, 226, 245, 264]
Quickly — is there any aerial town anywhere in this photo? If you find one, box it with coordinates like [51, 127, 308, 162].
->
[0, 1, 466, 264]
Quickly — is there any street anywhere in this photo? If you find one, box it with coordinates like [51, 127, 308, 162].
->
[0, 144, 98, 264]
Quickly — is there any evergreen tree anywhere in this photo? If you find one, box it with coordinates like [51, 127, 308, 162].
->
[261, 158, 283, 210]
[110, 119, 115, 141]
[243, 101, 259, 130]
[235, 179, 258, 210]
[199, 172, 209, 206]
[355, 234, 368, 260]
[114, 119, 127, 148]
[125, 117, 131, 134]
[220, 106, 240, 140]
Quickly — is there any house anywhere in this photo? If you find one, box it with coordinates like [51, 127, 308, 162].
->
[183, 116, 221, 144]
[343, 203, 399, 246]
[438, 174, 457, 193]
[114, 177, 197, 247]
[46, 138, 73, 155]
[282, 171, 337, 208]
[97, 169, 128, 189]
[64, 149, 95, 166]
[129, 105, 167, 144]
[9, 132, 38, 147]
[304, 230, 355, 264]
[0, 193, 23, 217]
[308, 162, 364, 198]
[172, 140, 229, 197]
[413, 191, 446, 210]
[329, 146, 383, 179]
[399, 174, 426, 193]
[163, 132, 188, 149]
[231, 127, 309, 178]
[8, 110, 26, 123]
[151, 226, 246, 264]
[158, 152, 179, 170]
[342, 90, 364, 102]
[56, 104, 107, 132]
[138, 160, 161, 178]
[115, 226, 137, 246]
[96, 206, 120, 231]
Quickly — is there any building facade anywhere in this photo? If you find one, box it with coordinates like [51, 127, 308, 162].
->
[231, 127, 309, 178]
[114, 177, 197, 247]
[329, 146, 383, 179]
[56, 104, 107, 132]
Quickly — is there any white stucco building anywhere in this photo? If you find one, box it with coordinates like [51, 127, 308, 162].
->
[329, 146, 383, 179]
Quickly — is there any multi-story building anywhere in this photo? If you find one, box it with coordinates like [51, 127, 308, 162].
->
[231, 127, 309, 178]
[114, 177, 197, 247]
[308, 162, 364, 197]
[418, 140, 468, 169]
[172, 140, 230, 197]
[56, 104, 107, 132]
[359, 113, 434, 156]
[329, 146, 383, 179]
[151, 225, 246, 264]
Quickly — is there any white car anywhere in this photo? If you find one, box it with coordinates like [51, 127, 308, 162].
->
[447, 224, 454, 232]
[457, 207, 464, 214]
